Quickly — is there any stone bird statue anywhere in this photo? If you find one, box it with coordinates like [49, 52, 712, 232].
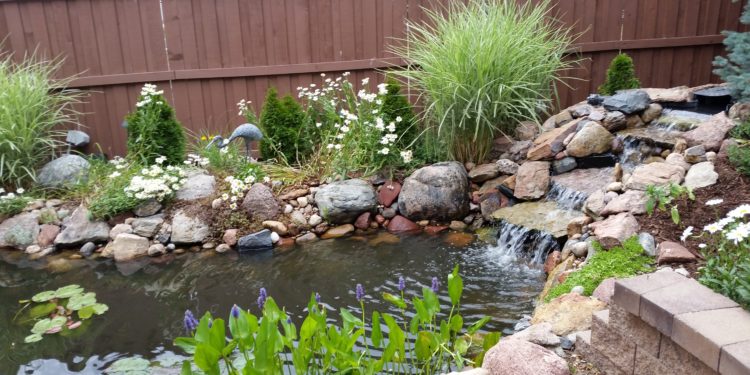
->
[206, 123, 264, 161]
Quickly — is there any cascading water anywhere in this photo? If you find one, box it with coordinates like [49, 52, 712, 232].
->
[618, 135, 645, 170]
[545, 181, 588, 210]
[488, 221, 560, 265]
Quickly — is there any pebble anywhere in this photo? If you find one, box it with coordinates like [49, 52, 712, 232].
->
[167, 243, 176, 251]
[449, 221, 467, 231]
[571, 285, 585, 294]
[80, 242, 96, 257]
[270, 232, 280, 243]
[211, 198, 223, 209]
[148, 244, 166, 256]
[308, 214, 323, 227]
[215, 244, 231, 253]
[284, 204, 294, 214]
[202, 242, 216, 249]
[297, 197, 309, 208]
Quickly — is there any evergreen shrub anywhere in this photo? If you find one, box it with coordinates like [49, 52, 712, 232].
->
[598, 53, 640, 96]
[259, 88, 309, 163]
[126, 84, 185, 165]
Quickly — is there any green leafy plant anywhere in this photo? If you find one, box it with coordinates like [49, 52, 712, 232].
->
[126, 83, 186, 165]
[645, 182, 695, 225]
[0, 52, 83, 188]
[175, 266, 499, 374]
[390, 0, 576, 163]
[380, 79, 419, 154]
[714, 0, 750, 102]
[729, 120, 750, 177]
[545, 237, 654, 301]
[698, 204, 750, 309]
[598, 53, 641, 95]
[260, 88, 310, 163]
[15, 284, 109, 344]
[0, 188, 29, 217]
[190, 131, 248, 177]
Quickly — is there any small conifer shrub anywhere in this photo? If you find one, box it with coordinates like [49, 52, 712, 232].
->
[598, 53, 641, 95]
[379, 79, 418, 152]
[714, 1, 750, 102]
[259, 88, 309, 163]
[125, 83, 185, 165]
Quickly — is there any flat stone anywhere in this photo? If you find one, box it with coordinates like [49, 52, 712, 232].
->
[683, 112, 736, 151]
[532, 293, 606, 336]
[551, 167, 614, 196]
[527, 120, 580, 160]
[684, 162, 718, 190]
[672, 307, 750, 371]
[386, 215, 420, 233]
[492, 201, 581, 239]
[131, 214, 164, 238]
[237, 230, 274, 252]
[625, 162, 686, 190]
[279, 188, 309, 201]
[510, 322, 561, 346]
[592, 277, 616, 304]
[600, 190, 647, 216]
[321, 224, 355, 239]
[640, 277, 739, 336]
[514, 161, 550, 200]
[588, 212, 639, 248]
[721, 340, 750, 375]
[54, 206, 110, 247]
[170, 208, 210, 244]
[468, 163, 501, 182]
[602, 90, 651, 114]
[262, 220, 288, 236]
[175, 173, 215, 201]
[657, 241, 696, 264]
[377, 181, 401, 207]
[295, 232, 318, 244]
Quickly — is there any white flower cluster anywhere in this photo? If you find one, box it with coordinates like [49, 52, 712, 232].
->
[0, 187, 24, 200]
[222, 174, 257, 210]
[298, 72, 347, 103]
[184, 153, 210, 167]
[136, 83, 165, 108]
[702, 204, 750, 245]
[124, 157, 186, 201]
[110, 156, 128, 170]
[400, 150, 413, 164]
[237, 99, 252, 116]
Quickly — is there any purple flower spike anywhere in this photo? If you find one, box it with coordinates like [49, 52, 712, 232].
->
[231, 304, 240, 319]
[286, 316, 292, 324]
[183, 310, 198, 332]
[355, 284, 365, 302]
[257, 287, 268, 310]
[315, 292, 321, 304]
[431, 277, 439, 293]
[398, 276, 406, 292]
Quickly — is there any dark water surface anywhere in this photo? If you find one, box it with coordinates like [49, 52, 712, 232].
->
[0, 233, 544, 374]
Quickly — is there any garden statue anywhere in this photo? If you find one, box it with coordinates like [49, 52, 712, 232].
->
[206, 123, 264, 161]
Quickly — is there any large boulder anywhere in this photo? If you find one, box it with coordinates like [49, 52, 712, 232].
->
[171, 208, 210, 244]
[316, 179, 377, 224]
[565, 122, 614, 157]
[602, 90, 651, 114]
[624, 162, 686, 190]
[0, 212, 41, 250]
[37, 154, 90, 188]
[111, 233, 150, 262]
[526, 120, 580, 161]
[237, 229, 273, 252]
[398, 162, 470, 221]
[175, 172, 216, 201]
[513, 161, 550, 200]
[684, 161, 718, 190]
[531, 293, 606, 335]
[54, 206, 110, 247]
[482, 339, 570, 375]
[241, 183, 280, 221]
[588, 212, 640, 248]
[683, 112, 736, 151]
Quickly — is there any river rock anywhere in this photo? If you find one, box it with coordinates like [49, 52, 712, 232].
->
[215, 244, 231, 253]
[398, 162, 470, 221]
[79, 242, 96, 257]
[175, 172, 215, 201]
[684, 161, 718, 190]
[625, 162, 686, 190]
[665, 152, 691, 172]
[171, 208, 210, 244]
[133, 199, 162, 217]
[37, 224, 60, 248]
[600, 190, 647, 216]
[0, 212, 41, 249]
[602, 90, 651, 114]
[308, 214, 323, 227]
[468, 163, 501, 182]
[510, 322, 561, 346]
[321, 224, 355, 239]
[588, 212, 640, 248]
[496, 159, 519, 175]
[542, 110, 573, 130]
[386, 215, 420, 233]
[131, 214, 164, 238]
[112, 233, 150, 261]
[516, 121, 539, 141]
[527, 120, 580, 160]
[54, 206, 110, 247]
[480, 191, 508, 220]
[222, 229, 238, 246]
[242, 183, 280, 221]
[279, 188, 309, 201]
[514, 161, 550, 200]
[295, 232, 318, 244]
[592, 278, 616, 303]
[262, 221, 288, 236]
[684, 144, 707, 164]
[237, 230, 274, 252]
[683, 112, 736, 151]
[657, 241, 696, 264]
[148, 243, 166, 257]
[566, 122, 614, 158]
[315, 179, 377, 224]
[378, 181, 401, 207]
[602, 111, 627, 132]
[641, 103, 663, 123]
[552, 157, 576, 174]
[569, 103, 593, 118]
[532, 293, 606, 335]
[638, 232, 657, 257]
[482, 339, 570, 375]
[354, 212, 372, 230]
[37, 154, 90, 188]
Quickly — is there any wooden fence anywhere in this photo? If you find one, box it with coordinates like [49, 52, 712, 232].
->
[0, 0, 745, 157]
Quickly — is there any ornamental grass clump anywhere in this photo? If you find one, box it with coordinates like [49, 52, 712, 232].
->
[126, 83, 186, 165]
[0, 53, 83, 188]
[598, 53, 641, 95]
[390, 0, 576, 163]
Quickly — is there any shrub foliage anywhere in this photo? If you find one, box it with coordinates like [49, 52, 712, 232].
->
[714, 0, 750, 102]
[598, 53, 641, 95]
[259, 88, 309, 163]
[126, 84, 186, 165]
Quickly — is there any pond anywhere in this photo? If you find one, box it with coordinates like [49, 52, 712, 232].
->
[0, 233, 545, 374]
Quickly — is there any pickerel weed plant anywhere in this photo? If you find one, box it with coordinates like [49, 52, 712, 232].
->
[645, 182, 695, 225]
[174, 266, 500, 374]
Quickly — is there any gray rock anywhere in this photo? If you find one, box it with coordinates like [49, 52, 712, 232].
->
[242, 183, 280, 221]
[112, 233, 150, 261]
[514, 161, 550, 200]
[237, 229, 273, 252]
[571, 242, 588, 257]
[54, 206, 110, 247]
[148, 243, 166, 257]
[468, 163, 501, 182]
[155, 223, 171, 244]
[308, 214, 323, 227]
[571, 285, 585, 294]
[295, 232, 318, 244]
[37, 154, 90, 188]
[79, 242, 96, 257]
[398, 162, 470, 221]
[684, 161, 718, 190]
[552, 157, 577, 174]
[175, 173, 216, 201]
[171, 209, 210, 244]
[66, 130, 90, 147]
[508, 140, 533, 162]
[569, 104, 593, 118]
[684, 144, 707, 164]
[602, 90, 651, 114]
[602, 110, 627, 132]
[482, 339, 570, 375]
[109, 223, 133, 240]
[0, 212, 41, 249]
[496, 159, 519, 175]
[133, 199, 162, 217]
[510, 322, 561, 346]
[638, 232, 657, 257]
[290, 211, 308, 228]
[131, 214, 164, 238]
[316, 179, 377, 224]
[566, 122, 614, 158]
[382, 207, 397, 219]
[641, 103, 663, 123]
[215, 244, 231, 253]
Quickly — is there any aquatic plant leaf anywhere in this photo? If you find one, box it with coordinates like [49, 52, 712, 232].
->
[31, 319, 54, 334]
[50, 316, 68, 328]
[66, 292, 97, 310]
[382, 292, 407, 310]
[54, 285, 84, 299]
[104, 357, 150, 374]
[31, 291, 56, 302]
[78, 306, 95, 320]
[92, 303, 109, 315]
[24, 333, 43, 343]
[371, 311, 382, 347]
[28, 302, 57, 319]
[448, 265, 464, 306]
[467, 316, 491, 334]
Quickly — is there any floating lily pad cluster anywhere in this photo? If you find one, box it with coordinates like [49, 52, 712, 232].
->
[18, 284, 109, 343]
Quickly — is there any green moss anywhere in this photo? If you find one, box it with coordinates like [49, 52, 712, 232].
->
[259, 88, 309, 163]
[598, 53, 641, 96]
[545, 237, 654, 302]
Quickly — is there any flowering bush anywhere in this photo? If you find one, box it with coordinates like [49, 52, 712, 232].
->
[298, 73, 415, 178]
[697, 203, 750, 308]
[0, 187, 29, 217]
[219, 164, 267, 210]
[175, 266, 499, 374]
[124, 156, 187, 201]
[126, 83, 186, 165]
[237, 98, 259, 124]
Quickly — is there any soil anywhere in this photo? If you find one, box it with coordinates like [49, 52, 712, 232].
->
[566, 353, 602, 375]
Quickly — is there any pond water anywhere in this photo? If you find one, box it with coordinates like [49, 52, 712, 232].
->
[0, 232, 545, 374]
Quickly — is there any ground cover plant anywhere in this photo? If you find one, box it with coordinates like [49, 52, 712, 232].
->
[0, 52, 83, 188]
[0, 188, 29, 218]
[390, 0, 576, 163]
[545, 237, 654, 301]
[645, 182, 694, 225]
[598, 53, 640, 95]
[126, 84, 186, 166]
[175, 266, 499, 374]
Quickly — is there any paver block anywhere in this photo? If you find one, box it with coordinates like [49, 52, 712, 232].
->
[640, 278, 738, 335]
[659, 336, 718, 375]
[575, 329, 628, 375]
[634, 346, 672, 375]
[610, 303, 662, 357]
[612, 270, 687, 315]
[720, 340, 750, 375]
[591, 309, 636, 374]
[672, 307, 750, 371]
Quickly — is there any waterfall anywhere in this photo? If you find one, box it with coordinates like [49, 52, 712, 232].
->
[618, 135, 644, 170]
[489, 221, 560, 265]
[546, 182, 587, 210]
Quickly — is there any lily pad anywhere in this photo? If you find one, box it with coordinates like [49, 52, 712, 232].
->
[31, 319, 54, 334]
[92, 303, 109, 315]
[105, 357, 150, 374]
[67, 292, 97, 310]
[28, 302, 58, 319]
[24, 333, 43, 343]
[54, 285, 84, 299]
[31, 291, 57, 303]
